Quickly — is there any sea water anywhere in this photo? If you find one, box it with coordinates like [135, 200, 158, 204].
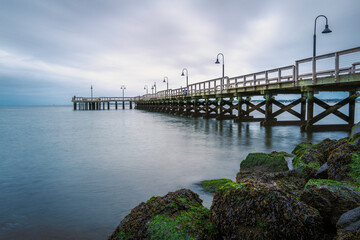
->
[0, 104, 358, 239]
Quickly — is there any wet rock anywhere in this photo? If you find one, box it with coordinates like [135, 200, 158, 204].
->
[337, 206, 360, 229]
[327, 141, 359, 184]
[315, 162, 328, 179]
[336, 207, 360, 240]
[240, 152, 289, 174]
[211, 179, 323, 240]
[236, 170, 307, 197]
[300, 179, 360, 228]
[108, 189, 219, 240]
[292, 138, 349, 180]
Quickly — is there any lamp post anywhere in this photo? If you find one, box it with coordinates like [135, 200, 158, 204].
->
[151, 85, 154, 94]
[121, 85, 126, 109]
[163, 77, 169, 96]
[215, 53, 225, 91]
[181, 68, 188, 95]
[144, 85, 148, 94]
[153, 82, 157, 94]
[91, 85, 93, 100]
[313, 15, 332, 57]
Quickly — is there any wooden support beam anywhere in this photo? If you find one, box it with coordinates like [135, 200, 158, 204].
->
[308, 97, 353, 125]
[349, 91, 356, 124]
[244, 101, 266, 115]
[271, 98, 303, 119]
[313, 98, 349, 122]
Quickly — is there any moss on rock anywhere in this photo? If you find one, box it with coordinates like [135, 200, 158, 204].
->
[240, 152, 289, 174]
[198, 178, 233, 193]
[108, 189, 219, 240]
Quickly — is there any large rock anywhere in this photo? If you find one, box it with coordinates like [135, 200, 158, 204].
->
[336, 206, 360, 240]
[327, 141, 360, 184]
[240, 151, 289, 174]
[108, 189, 219, 240]
[292, 138, 351, 180]
[300, 179, 360, 228]
[211, 179, 323, 240]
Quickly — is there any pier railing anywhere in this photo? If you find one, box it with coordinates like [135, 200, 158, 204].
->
[137, 46, 360, 100]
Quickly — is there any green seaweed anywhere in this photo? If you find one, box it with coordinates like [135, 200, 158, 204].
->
[199, 178, 233, 193]
[305, 179, 360, 192]
[219, 181, 244, 193]
[117, 231, 132, 240]
[146, 206, 216, 240]
[348, 153, 360, 184]
[240, 152, 288, 172]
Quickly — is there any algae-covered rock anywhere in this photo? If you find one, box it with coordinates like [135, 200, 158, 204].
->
[292, 142, 312, 155]
[328, 141, 360, 184]
[211, 179, 323, 240]
[108, 189, 219, 240]
[348, 122, 360, 146]
[292, 138, 349, 179]
[300, 179, 360, 228]
[240, 152, 289, 174]
[199, 178, 232, 193]
[336, 206, 360, 240]
[235, 170, 307, 197]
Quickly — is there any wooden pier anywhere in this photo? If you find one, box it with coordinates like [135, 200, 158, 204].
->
[72, 97, 135, 110]
[134, 47, 360, 131]
[72, 47, 360, 131]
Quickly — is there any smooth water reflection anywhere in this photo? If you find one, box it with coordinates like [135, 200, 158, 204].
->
[0, 105, 357, 240]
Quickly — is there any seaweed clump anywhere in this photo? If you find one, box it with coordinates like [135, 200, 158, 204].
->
[198, 178, 232, 193]
[108, 189, 219, 240]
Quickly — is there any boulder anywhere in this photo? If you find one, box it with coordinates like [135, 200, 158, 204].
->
[108, 189, 219, 240]
[292, 138, 350, 180]
[336, 206, 360, 240]
[239, 151, 289, 174]
[300, 179, 360, 228]
[327, 141, 359, 184]
[211, 179, 323, 240]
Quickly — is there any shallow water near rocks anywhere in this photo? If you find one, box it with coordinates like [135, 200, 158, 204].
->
[0, 105, 358, 240]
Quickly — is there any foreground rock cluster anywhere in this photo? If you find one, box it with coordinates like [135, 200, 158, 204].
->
[109, 124, 360, 240]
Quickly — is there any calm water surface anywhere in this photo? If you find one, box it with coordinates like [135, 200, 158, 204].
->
[0, 104, 358, 239]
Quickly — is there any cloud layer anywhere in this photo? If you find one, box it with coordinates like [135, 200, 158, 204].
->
[0, 0, 359, 105]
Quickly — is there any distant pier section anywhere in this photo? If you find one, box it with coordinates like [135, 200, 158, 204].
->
[72, 97, 135, 110]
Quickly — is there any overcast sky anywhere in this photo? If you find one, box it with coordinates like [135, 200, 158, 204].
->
[0, 0, 359, 105]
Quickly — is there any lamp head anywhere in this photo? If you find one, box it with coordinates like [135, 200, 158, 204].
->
[181, 71, 185, 76]
[163, 79, 166, 83]
[322, 24, 332, 33]
[215, 58, 220, 64]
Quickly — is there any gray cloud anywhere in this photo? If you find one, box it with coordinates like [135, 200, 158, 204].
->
[0, 0, 359, 105]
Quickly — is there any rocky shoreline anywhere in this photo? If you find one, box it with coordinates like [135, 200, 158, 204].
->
[108, 123, 360, 240]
